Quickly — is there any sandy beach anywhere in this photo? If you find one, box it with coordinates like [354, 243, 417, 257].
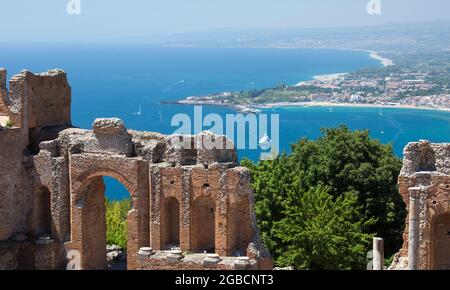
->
[368, 50, 394, 67]
[313, 73, 347, 82]
[295, 49, 394, 86]
[295, 72, 347, 86]
[255, 101, 450, 113]
[177, 97, 450, 115]
[339, 48, 394, 67]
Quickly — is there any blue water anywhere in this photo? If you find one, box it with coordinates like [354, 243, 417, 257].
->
[1, 44, 449, 200]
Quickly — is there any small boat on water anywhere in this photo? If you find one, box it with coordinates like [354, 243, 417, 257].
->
[133, 105, 142, 116]
[259, 134, 272, 150]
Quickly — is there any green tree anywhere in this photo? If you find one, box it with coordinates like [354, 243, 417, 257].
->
[105, 198, 132, 250]
[274, 186, 372, 270]
[242, 126, 406, 269]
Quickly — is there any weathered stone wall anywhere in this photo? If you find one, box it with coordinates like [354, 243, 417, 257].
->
[52, 123, 270, 269]
[0, 68, 272, 270]
[391, 141, 450, 270]
[33, 148, 71, 243]
[21, 70, 71, 129]
[0, 128, 29, 241]
[0, 69, 69, 129]
[0, 68, 73, 270]
[0, 238, 65, 270]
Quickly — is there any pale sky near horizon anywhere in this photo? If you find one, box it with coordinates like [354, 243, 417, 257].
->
[1, 0, 449, 42]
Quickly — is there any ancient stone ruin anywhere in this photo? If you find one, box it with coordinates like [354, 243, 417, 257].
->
[1, 68, 449, 271]
[391, 140, 450, 270]
[0, 69, 272, 270]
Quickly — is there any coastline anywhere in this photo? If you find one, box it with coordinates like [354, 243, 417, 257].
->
[298, 49, 394, 86]
[296, 72, 347, 86]
[172, 99, 450, 114]
[256, 101, 450, 113]
[367, 50, 394, 67]
[326, 47, 394, 67]
[173, 48, 428, 113]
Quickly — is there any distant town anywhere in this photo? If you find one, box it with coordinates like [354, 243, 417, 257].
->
[174, 56, 450, 113]
[167, 23, 450, 113]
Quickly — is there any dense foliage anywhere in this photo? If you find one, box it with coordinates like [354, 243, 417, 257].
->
[242, 126, 406, 269]
[106, 198, 132, 250]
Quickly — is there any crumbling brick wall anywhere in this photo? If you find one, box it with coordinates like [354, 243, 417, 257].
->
[21, 70, 71, 129]
[391, 141, 450, 270]
[0, 69, 72, 269]
[0, 128, 29, 241]
[0, 68, 272, 270]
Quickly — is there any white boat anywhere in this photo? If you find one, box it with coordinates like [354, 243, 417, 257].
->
[133, 105, 142, 116]
[259, 134, 272, 150]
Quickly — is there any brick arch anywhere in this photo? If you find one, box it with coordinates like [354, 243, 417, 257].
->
[74, 168, 136, 201]
[70, 167, 140, 270]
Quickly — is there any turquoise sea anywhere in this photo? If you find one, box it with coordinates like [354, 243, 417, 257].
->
[1, 44, 450, 199]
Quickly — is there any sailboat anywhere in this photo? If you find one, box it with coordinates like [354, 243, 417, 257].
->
[378, 106, 383, 116]
[133, 105, 142, 116]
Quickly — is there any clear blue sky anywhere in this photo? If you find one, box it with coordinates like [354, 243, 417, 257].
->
[1, 0, 449, 42]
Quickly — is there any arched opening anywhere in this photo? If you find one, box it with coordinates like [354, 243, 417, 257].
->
[192, 196, 215, 253]
[161, 197, 180, 249]
[77, 175, 132, 270]
[34, 186, 52, 237]
[431, 213, 450, 269]
[104, 177, 131, 270]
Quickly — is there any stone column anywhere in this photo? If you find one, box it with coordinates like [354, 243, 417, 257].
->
[372, 237, 384, 270]
[408, 187, 421, 270]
